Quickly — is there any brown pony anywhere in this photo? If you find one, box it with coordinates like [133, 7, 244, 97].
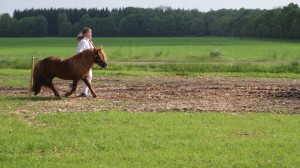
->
[30, 47, 107, 97]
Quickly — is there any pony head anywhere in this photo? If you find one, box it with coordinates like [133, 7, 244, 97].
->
[94, 47, 107, 68]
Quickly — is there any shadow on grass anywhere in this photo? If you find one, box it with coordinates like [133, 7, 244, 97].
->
[6, 96, 64, 101]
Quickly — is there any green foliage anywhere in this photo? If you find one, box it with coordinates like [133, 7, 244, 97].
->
[17, 15, 48, 37]
[0, 13, 15, 36]
[209, 49, 223, 57]
[0, 3, 299, 38]
[57, 12, 73, 37]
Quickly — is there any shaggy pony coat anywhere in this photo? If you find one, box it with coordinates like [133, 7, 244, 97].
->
[30, 47, 107, 97]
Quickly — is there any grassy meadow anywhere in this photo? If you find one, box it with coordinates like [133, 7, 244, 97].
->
[0, 37, 299, 167]
[0, 68, 299, 167]
[0, 37, 300, 75]
[1, 110, 299, 167]
[1, 37, 300, 62]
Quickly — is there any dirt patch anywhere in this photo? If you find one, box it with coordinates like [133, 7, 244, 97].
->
[2, 76, 300, 114]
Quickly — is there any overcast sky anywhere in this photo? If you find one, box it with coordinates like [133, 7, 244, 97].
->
[1, 0, 298, 16]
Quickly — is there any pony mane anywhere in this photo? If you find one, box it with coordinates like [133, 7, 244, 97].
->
[97, 47, 107, 62]
[66, 49, 95, 76]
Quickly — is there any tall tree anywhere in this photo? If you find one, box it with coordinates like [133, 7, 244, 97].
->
[6, 3, 300, 38]
[17, 15, 47, 37]
[119, 14, 138, 36]
[57, 12, 73, 36]
[0, 13, 14, 36]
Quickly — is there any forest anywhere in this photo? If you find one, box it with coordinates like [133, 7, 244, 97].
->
[0, 3, 299, 38]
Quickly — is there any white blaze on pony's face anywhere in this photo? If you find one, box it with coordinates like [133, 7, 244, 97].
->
[94, 47, 107, 68]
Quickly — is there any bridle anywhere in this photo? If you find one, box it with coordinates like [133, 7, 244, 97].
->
[94, 49, 107, 67]
[94, 50, 99, 61]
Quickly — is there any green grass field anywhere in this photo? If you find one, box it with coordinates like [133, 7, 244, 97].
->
[1, 111, 299, 168]
[0, 37, 300, 74]
[1, 37, 300, 61]
[1, 69, 300, 89]
[0, 37, 299, 167]
[0, 68, 299, 167]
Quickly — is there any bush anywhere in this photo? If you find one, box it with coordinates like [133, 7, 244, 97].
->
[209, 49, 223, 57]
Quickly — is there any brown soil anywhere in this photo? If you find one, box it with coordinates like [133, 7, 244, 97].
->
[2, 76, 300, 114]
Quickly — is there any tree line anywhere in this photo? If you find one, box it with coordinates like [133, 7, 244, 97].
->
[0, 3, 300, 38]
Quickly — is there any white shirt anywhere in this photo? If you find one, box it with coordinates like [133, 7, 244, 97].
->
[76, 37, 94, 53]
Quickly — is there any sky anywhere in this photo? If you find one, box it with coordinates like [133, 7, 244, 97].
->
[0, 0, 298, 16]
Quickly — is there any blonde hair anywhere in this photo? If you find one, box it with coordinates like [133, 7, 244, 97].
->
[76, 27, 92, 42]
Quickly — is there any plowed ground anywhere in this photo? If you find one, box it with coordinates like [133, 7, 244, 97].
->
[2, 76, 300, 114]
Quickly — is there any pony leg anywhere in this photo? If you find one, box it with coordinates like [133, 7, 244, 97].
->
[47, 82, 60, 97]
[82, 78, 97, 97]
[34, 81, 42, 96]
[65, 80, 78, 97]
[43, 77, 60, 97]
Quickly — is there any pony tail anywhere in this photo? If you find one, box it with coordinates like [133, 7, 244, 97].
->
[76, 32, 84, 42]
[30, 61, 42, 94]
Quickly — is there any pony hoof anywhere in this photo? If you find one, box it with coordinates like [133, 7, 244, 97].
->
[65, 92, 71, 97]
[93, 95, 97, 98]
